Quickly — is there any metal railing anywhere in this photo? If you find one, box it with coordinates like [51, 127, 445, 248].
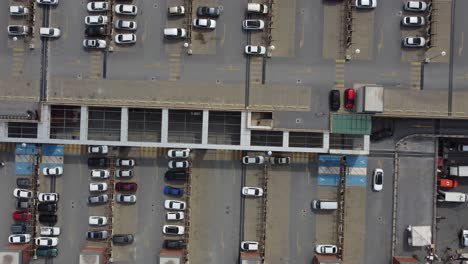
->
[336, 156, 346, 260]
[259, 162, 269, 258]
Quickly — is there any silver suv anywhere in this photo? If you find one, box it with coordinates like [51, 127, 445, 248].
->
[7, 25, 29, 36]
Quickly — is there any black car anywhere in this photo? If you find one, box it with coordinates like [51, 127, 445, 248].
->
[39, 214, 57, 225]
[87, 230, 108, 240]
[85, 26, 106, 37]
[11, 224, 27, 234]
[164, 239, 186, 249]
[112, 234, 134, 245]
[15, 199, 31, 210]
[16, 178, 32, 188]
[164, 169, 188, 181]
[197, 6, 221, 17]
[370, 128, 393, 141]
[88, 158, 109, 168]
[329, 90, 340, 111]
[38, 203, 57, 213]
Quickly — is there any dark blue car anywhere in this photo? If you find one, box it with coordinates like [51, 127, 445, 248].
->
[163, 185, 183, 197]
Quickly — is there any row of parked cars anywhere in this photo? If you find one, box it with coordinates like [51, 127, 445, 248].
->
[401, 1, 430, 48]
[7, 0, 60, 38]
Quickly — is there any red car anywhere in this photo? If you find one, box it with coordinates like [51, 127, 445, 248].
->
[344, 88, 355, 109]
[437, 178, 458, 189]
[115, 182, 138, 192]
[12, 211, 31, 221]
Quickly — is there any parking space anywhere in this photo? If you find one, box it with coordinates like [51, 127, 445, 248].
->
[242, 163, 264, 243]
[0, 146, 18, 254]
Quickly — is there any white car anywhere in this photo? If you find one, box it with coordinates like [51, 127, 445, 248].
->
[116, 159, 135, 167]
[193, 19, 216, 29]
[242, 187, 263, 197]
[401, 16, 425, 26]
[38, 193, 59, 202]
[115, 4, 138, 15]
[116, 169, 133, 178]
[247, 3, 268, 14]
[373, 168, 383, 191]
[404, 1, 427, 12]
[242, 156, 265, 164]
[245, 45, 266, 55]
[355, 0, 377, 8]
[83, 39, 107, 49]
[8, 234, 31, 244]
[168, 6, 185, 15]
[89, 182, 108, 192]
[40, 27, 61, 38]
[164, 28, 187, 39]
[167, 149, 190, 159]
[35, 237, 58, 247]
[13, 188, 32, 199]
[114, 33, 136, 43]
[89, 216, 108, 226]
[88, 145, 108, 154]
[87, 2, 109, 12]
[316, 244, 338, 254]
[114, 20, 137, 31]
[168, 160, 189, 169]
[166, 212, 185, 221]
[91, 169, 110, 179]
[85, 16, 108, 26]
[241, 241, 259, 251]
[402, 37, 426, 47]
[270, 157, 291, 165]
[242, 19, 264, 30]
[8, 25, 29, 36]
[40, 227, 60, 236]
[36, 0, 58, 5]
[164, 200, 186, 211]
[115, 194, 137, 204]
[43, 166, 63, 176]
[163, 225, 185, 235]
[461, 230, 468, 247]
[10, 6, 29, 16]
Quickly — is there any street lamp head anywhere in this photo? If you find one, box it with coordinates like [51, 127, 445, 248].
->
[441, 51, 446, 56]
[355, 49, 361, 54]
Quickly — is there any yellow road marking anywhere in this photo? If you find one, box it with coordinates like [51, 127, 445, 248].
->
[459, 32, 464, 56]
[377, 30, 383, 54]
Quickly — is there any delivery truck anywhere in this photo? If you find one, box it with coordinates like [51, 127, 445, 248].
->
[437, 190, 468, 202]
[449, 166, 468, 177]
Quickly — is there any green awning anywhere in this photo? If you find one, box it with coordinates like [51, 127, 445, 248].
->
[331, 114, 371, 135]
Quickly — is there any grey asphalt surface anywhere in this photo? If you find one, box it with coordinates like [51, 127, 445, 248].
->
[452, 0, 468, 92]
[0, 152, 16, 251]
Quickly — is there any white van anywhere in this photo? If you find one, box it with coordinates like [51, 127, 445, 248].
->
[312, 200, 338, 210]
[458, 145, 468, 152]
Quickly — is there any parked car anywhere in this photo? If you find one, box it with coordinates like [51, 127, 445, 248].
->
[88, 194, 108, 205]
[38, 203, 57, 213]
[373, 168, 383, 191]
[404, 1, 427, 12]
[315, 244, 338, 254]
[38, 193, 59, 202]
[167, 149, 190, 158]
[242, 187, 263, 197]
[40, 227, 60, 236]
[164, 186, 183, 197]
[16, 178, 32, 188]
[8, 234, 31, 244]
[116, 159, 135, 167]
[461, 230, 468, 247]
[166, 212, 185, 221]
[163, 225, 185, 235]
[43, 166, 63, 176]
[13, 188, 32, 199]
[115, 182, 138, 192]
[164, 28, 187, 38]
[242, 156, 264, 165]
[114, 4, 138, 15]
[11, 224, 27, 234]
[36, 0, 58, 5]
[164, 200, 186, 210]
[270, 157, 291, 165]
[193, 19, 216, 29]
[242, 20, 264, 30]
[168, 160, 189, 169]
[39, 214, 57, 224]
[115, 194, 137, 204]
[88, 145, 108, 154]
[83, 39, 107, 49]
[115, 169, 133, 178]
[329, 89, 340, 111]
[15, 199, 30, 210]
[402, 37, 426, 47]
[89, 182, 108, 192]
[244, 45, 266, 55]
[91, 169, 110, 179]
[12, 211, 31, 221]
[344, 88, 355, 109]
[437, 178, 458, 189]
[402, 16, 425, 26]
[85, 16, 109, 26]
[197, 6, 221, 17]
[87, 230, 108, 240]
[112, 234, 134, 245]
[7, 25, 29, 36]
[35, 237, 58, 247]
[114, 20, 137, 31]
[35, 248, 58, 257]
[240, 241, 259, 251]
[355, 0, 377, 8]
[10, 6, 29, 16]
[165, 170, 188, 181]
[168, 6, 185, 15]
[85, 26, 107, 37]
[247, 3, 268, 14]
[40, 27, 61, 38]
[89, 216, 107, 226]
[164, 239, 186, 249]
[87, 2, 109, 12]
[88, 158, 109, 167]
[370, 128, 393, 141]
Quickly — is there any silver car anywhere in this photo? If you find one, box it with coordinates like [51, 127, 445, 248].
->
[116, 194, 137, 204]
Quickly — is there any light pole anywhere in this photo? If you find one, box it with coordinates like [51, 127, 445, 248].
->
[345, 48, 360, 61]
[424, 51, 446, 63]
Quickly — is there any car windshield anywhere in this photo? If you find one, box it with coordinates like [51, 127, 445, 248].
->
[412, 38, 421, 44]
[248, 21, 260, 27]
[376, 173, 383, 184]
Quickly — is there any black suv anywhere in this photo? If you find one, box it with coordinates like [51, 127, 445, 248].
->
[164, 169, 188, 181]
[39, 214, 57, 225]
[164, 239, 186, 249]
[38, 203, 57, 213]
[15, 199, 31, 210]
[16, 178, 31, 188]
[11, 224, 27, 234]
[112, 234, 134, 245]
[329, 90, 340, 111]
[85, 26, 106, 37]
[88, 158, 109, 168]
[197, 6, 220, 17]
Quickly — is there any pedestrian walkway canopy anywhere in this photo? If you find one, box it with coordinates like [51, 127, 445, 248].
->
[331, 114, 371, 135]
